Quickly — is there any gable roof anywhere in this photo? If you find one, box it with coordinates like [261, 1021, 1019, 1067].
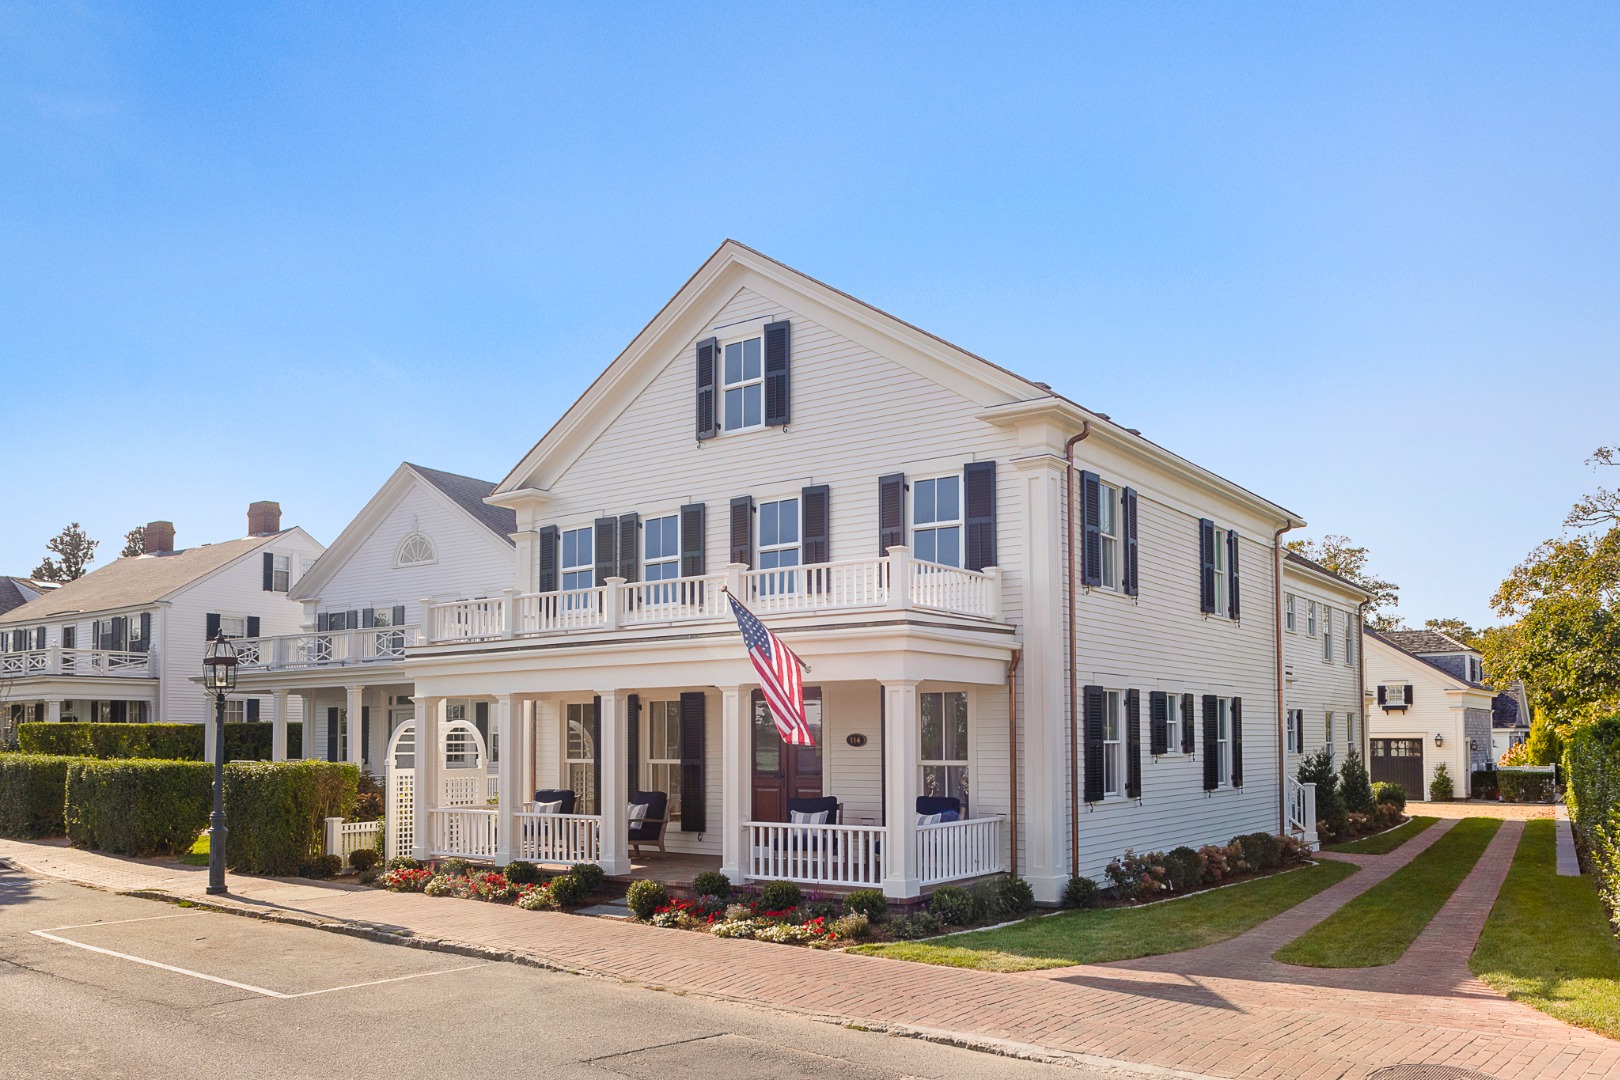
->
[1382, 629, 1475, 656]
[1282, 550, 1373, 601]
[490, 240, 1303, 529]
[0, 536, 283, 626]
[1364, 627, 1489, 690]
[404, 464, 516, 542]
[0, 577, 54, 618]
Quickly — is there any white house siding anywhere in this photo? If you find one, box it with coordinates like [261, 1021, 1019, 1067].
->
[1364, 636, 1494, 800]
[1280, 565, 1365, 767]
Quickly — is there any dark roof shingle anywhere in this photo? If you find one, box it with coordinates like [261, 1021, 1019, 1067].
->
[405, 464, 517, 544]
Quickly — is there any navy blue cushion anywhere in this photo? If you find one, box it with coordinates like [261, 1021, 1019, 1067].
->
[785, 796, 840, 822]
[916, 795, 961, 817]
[533, 788, 577, 815]
[938, 809, 961, 823]
[629, 790, 667, 840]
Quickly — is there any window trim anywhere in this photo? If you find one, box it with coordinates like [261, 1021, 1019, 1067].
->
[911, 473, 965, 569]
[395, 533, 437, 568]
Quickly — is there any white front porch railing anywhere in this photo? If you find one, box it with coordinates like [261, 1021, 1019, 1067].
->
[917, 816, 1007, 886]
[324, 817, 383, 865]
[427, 808, 499, 860]
[745, 821, 886, 887]
[0, 648, 152, 678]
[234, 627, 418, 670]
[515, 812, 602, 864]
[1285, 777, 1319, 849]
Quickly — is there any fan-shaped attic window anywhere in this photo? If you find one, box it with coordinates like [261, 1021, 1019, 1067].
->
[396, 533, 437, 567]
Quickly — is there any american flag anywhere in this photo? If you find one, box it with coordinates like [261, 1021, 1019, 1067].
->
[726, 593, 814, 746]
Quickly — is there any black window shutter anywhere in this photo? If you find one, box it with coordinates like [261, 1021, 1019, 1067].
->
[1082, 685, 1105, 803]
[1198, 519, 1216, 613]
[393, 604, 406, 625]
[1081, 471, 1102, 587]
[474, 702, 489, 758]
[1125, 689, 1142, 798]
[1227, 530, 1241, 619]
[1404, 684, 1414, 707]
[617, 513, 640, 584]
[1376, 684, 1386, 706]
[538, 525, 560, 592]
[113, 616, 128, 651]
[1182, 692, 1196, 752]
[62, 626, 74, 649]
[801, 485, 830, 565]
[679, 504, 706, 577]
[34, 626, 45, 650]
[1231, 697, 1244, 787]
[262, 551, 274, 591]
[591, 696, 602, 815]
[246, 698, 260, 722]
[206, 613, 221, 640]
[763, 320, 791, 427]
[362, 707, 372, 759]
[1123, 487, 1140, 597]
[1149, 691, 1168, 756]
[246, 616, 260, 638]
[1202, 695, 1219, 791]
[327, 708, 339, 761]
[963, 460, 997, 571]
[345, 610, 359, 631]
[317, 612, 331, 632]
[361, 608, 374, 628]
[729, 496, 754, 567]
[695, 336, 719, 440]
[679, 691, 707, 831]
[89, 621, 99, 651]
[593, 517, 619, 585]
[626, 694, 641, 796]
[878, 473, 906, 553]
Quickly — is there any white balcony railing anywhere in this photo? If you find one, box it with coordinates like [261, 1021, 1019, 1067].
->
[0, 648, 153, 678]
[917, 815, 1006, 886]
[515, 812, 602, 864]
[427, 550, 1002, 645]
[233, 626, 418, 671]
[427, 808, 499, 860]
[1285, 777, 1319, 849]
[745, 820, 886, 887]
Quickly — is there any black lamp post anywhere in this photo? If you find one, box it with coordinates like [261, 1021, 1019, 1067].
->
[202, 631, 238, 895]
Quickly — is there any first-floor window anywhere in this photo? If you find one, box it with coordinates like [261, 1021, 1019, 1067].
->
[1166, 694, 1186, 753]
[920, 690, 969, 811]
[565, 702, 596, 815]
[1102, 690, 1124, 796]
[1216, 698, 1233, 786]
[1286, 709, 1303, 755]
[225, 700, 246, 723]
[1347, 711, 1359, 756]
[644, 699, 682, 819]
[1325, 711, 1336, 757]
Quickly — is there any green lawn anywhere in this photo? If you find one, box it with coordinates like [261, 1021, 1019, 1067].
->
[849, 860, 1357, 972]
[1471, 819, 1620, 1040]
[1274, 817, 1500, 968]
[180, 833, 209, 866]
[1326, 816, 1438, 855]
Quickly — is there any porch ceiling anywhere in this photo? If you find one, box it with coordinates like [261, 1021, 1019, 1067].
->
[2, 675, 158, 701]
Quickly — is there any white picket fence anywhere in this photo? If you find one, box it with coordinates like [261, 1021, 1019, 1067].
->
[427, 808, 499, 860]
[325, 817, 383, 866]
[515, 812, 602, 864]
[917, 816, 1006, 886]
[745, 821, 886, 887]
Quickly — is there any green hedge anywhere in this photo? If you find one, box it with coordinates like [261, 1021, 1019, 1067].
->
[0, 754, 80, 838]
[65, 759, 212, 856]
[224, 761, 359, 875]
[1565, 717, 1620, 931]
[20, 722, 304, 761]
[1499, 769, 1556, 803]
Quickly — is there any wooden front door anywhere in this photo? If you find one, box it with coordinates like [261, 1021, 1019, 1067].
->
[1370, 738, 1425, 797]
[751, 687, 824, 822]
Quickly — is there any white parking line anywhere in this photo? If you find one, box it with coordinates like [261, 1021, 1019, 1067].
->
[29, 926, 488, 999]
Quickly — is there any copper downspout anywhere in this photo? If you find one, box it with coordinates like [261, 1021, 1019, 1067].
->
[1274, 522, 1300, 834]
[1065, 422, 1093, 878]
[1007, 647, 1022, 877]
[1357, 599, 1370, 761]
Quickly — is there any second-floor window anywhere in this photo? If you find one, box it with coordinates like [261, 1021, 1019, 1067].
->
[270, 554, 291, 591]
[1212, 529, 1229, 616]
[1285, 594, 1296, 632]
[1322, 607, 1334, 661]
[561, 526, 594, 592]
[1099, 483, 1122, 590]
[1307, 600, 1318, 637]
[220, 615, 248, 639]
[758, 497, 800, 589]
[912, 476, 962, 567]
[643, 515, 680, 592]
[1346, 613, 1357, 665]
[722, 336, 764, 432]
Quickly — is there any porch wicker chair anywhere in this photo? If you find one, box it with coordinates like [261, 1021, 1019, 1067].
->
[530, 788, 577, 814]
[628, 790, 669, 856]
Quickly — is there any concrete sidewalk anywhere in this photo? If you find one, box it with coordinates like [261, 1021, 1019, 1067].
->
[2, 837, 1616, 1080]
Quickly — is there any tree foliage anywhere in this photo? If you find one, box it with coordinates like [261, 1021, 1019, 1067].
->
[120, 526, 145, 558]
[1285, 533, 1401, 629]
[32, 523, 98, 582]
[1423, 617, 1479, 648]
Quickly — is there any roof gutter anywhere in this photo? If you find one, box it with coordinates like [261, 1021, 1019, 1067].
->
[1065, 421, 1093, 879]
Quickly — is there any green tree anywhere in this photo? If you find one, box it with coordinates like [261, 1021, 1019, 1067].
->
[1423, 617, 1479, 648]
[120, 526, 145, 558]
[1524, 710, 1564, 767]
[1285, 533, 1401, 630]
[32, 523, 98, 582]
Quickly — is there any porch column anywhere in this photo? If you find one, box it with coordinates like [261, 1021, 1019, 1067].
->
[412, 696, 442, 862]
[494, 694, 521, 866]
[270, 689, 288, 762]
[597, 689, 630, 875]
[521, 700, 537, 804]
[718, 685, 749, 882]
[345, 685, 364, 766]
[881, 680, 923, 899]
[44, 699, 63, 724]
[298, 693, 314, 759]
[533, 699, 560, 789]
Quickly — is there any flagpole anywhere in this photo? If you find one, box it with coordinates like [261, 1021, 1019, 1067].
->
[720, 585, 812, 674]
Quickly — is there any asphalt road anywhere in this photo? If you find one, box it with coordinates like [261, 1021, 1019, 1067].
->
[0, 867, 1120, 1079]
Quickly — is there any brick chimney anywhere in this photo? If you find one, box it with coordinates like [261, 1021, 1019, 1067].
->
[146, 521, 175, 555]
[247, 501, 282, 536]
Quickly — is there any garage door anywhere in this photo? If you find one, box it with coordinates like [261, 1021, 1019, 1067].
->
[1370, 738, 1425, 798]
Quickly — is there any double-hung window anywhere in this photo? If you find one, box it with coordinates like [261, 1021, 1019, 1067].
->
[270, 554, 291, 592]
[758, 497, 800, 594]
[1306, 600, 1318, 637]
[1215, 698, 1233, 785]
[721, 336, 764, 432]
[565, 702, 596, 814]
[1325, 711, 1336, 757]
[1285, 594, 1296, 632]
[1286, 709, 1303, 755]
[920, 690, 969, 810]
[224, 700, 246, 724]
[1322, 607, 1334, 661]
[1212, 530, 1228, 615]
[561, 526, 594, 609]
[1099, 483, 1122, 589]
[1166, 693, 1185, 754]
[1346, 613, 1356, 664]
[644, 700, 682, 819]
[912, 476, 962, 567]
[643, 515, 680, 603]
[219, 615, 248, 639]
[1102, 690, 1124, 797]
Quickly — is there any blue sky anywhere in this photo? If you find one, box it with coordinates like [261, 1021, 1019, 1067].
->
[2, 3, 1616, 627]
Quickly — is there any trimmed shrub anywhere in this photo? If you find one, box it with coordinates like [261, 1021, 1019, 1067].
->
[223, 760, 359, 875]
[503, 860, 542, 885]
[568, 862, 606, 895]
[352, 771, 384, 821]
[1299, 750, 1347, 833]
[1105, 850, 1169, 902]
[1499, 769, 1555, 803]
[1236, 832, 1283, 872]
[758, 879, 802, 912]
[1372, 781, 1407, 813]
[691, 870, 731, 899]
[19, 722, 303, 762]
[830, 912, 871, 939]
[844, 888, 888, 921]
[547, 871, 590, 908]
[387, 855, 423, 871]
[889, 910, 943, 940]
[64, 759, 211, 856]
[348, 848, 379, 873]
[1429, 762, 1455, 802]
[927, 885, 977, 925]
[1164, 846, 1204, 892]
[1062, 875, 1101, 909]
[438, 857, 471, 877]
[1340, 750, 1375, 814]
[0, 753, 78, 838]
[626, 878, 668, 920]
[1471, 770, 1500, 800]
[302, 853, 342, 879]
[999, 875, 1036, 913]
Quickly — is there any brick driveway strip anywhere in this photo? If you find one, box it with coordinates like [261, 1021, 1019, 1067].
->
[2, 834, 1615, 1080]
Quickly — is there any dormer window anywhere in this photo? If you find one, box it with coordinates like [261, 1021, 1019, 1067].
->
[722, 336, 764, 432]
[397, 533, 436, 567]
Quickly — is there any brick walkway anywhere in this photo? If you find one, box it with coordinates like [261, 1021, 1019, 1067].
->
[2, 832, 1615, 1080]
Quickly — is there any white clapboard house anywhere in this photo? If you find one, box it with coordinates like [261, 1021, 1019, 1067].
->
[0, 503, 323, 756]
[1364, 628, 1498, 800]
[372, 241, 1317, 903]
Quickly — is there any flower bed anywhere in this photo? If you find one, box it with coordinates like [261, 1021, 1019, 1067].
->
[375, 857, 600, 913]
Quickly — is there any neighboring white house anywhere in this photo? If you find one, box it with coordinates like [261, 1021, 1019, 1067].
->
[0, 503, 323, 757]
[0, 576, 57, 619]
[390, 240, 1307, 903]
[227, 463, 516, 773]
[1281, 552, 1369, 769]
[1363, 628, 1497, 799]
[1490, 681, 1533, 762]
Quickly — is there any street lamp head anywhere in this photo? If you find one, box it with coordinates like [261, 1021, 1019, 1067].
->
[203, 631, 238, 693]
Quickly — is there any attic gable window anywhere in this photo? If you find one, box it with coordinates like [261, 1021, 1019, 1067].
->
[722, 336, 764, 432]
[397, 533, 437, 567]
